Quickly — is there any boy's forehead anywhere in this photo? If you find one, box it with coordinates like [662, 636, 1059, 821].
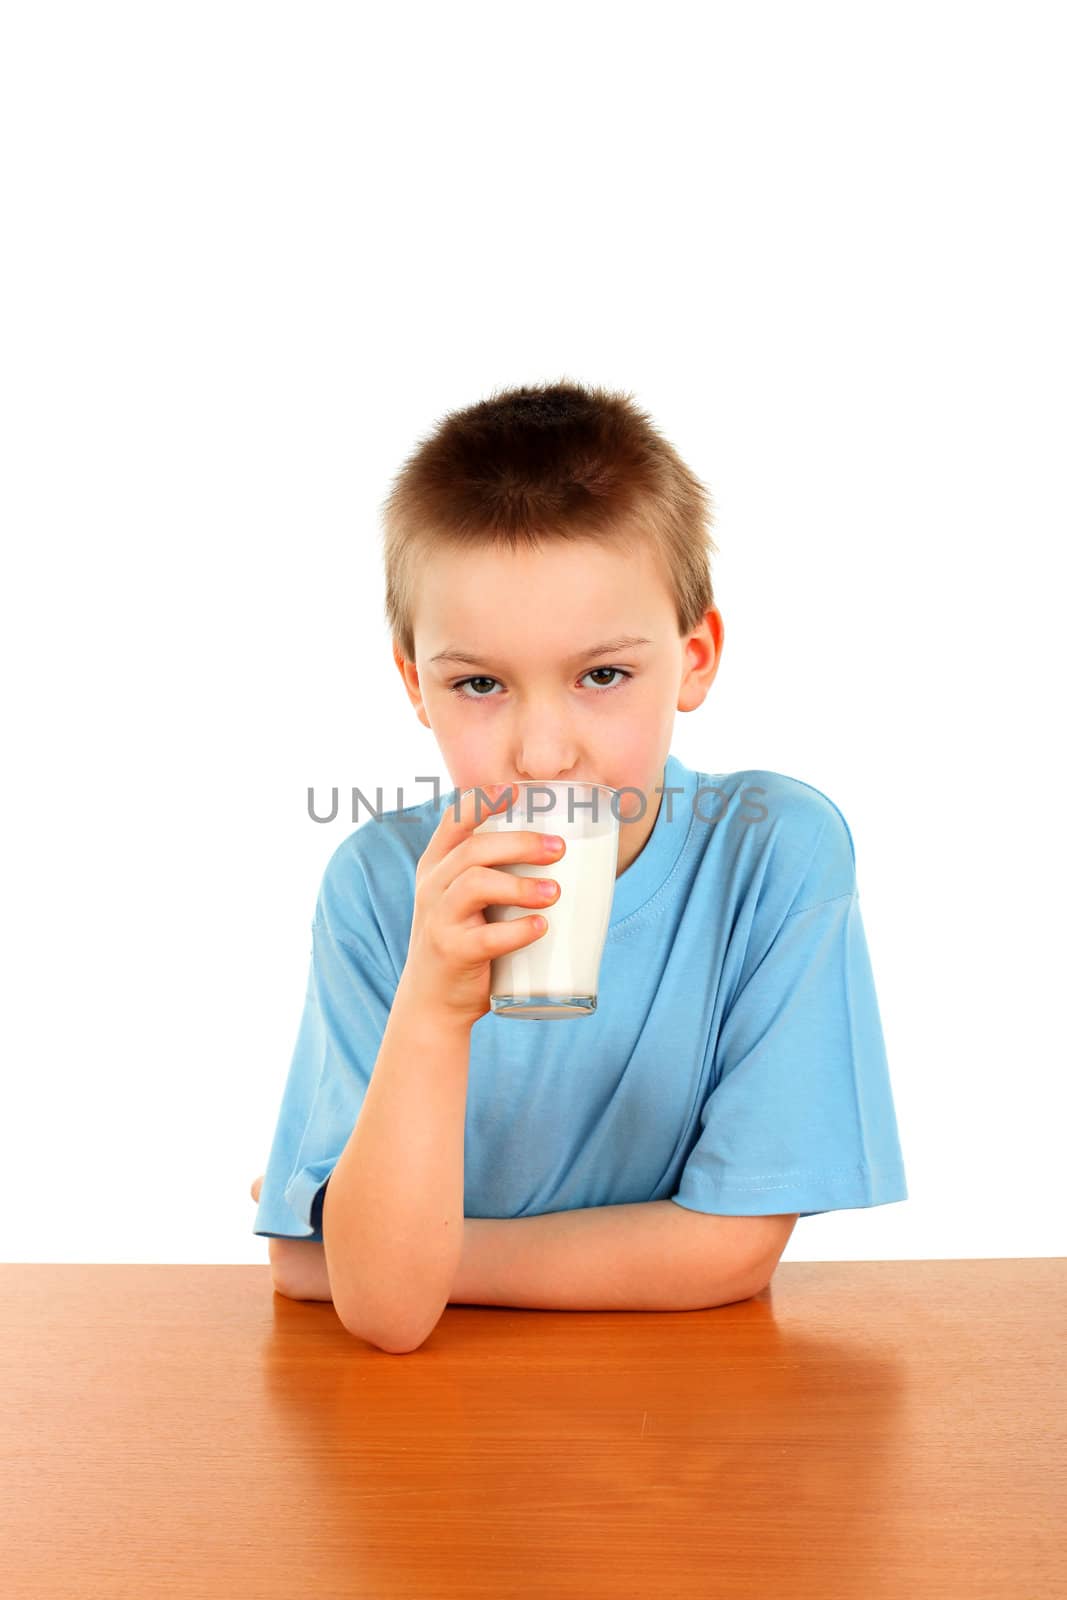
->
[413, 545, 678, 669]
[416, 537, 672, 630]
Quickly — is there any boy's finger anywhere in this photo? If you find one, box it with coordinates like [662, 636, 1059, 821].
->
[423, 780, 516, 867]
[250, 1175, 263, 1203]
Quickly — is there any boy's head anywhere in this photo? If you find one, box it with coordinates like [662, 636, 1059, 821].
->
[382, 380, 723, 874]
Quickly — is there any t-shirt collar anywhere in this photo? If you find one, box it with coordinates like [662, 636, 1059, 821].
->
[609, 751, 698, 926]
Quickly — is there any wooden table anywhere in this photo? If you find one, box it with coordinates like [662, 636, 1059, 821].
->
[3, 1259, 1064, 1598]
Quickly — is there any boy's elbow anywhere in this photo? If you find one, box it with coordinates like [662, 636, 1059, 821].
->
[355, 1326, 432, 1356]
[268, 1236, 336, 1304]
[336, 1301, 443, 1354]
[268, 1253, 430, 1350]
[323, 1248, 444, 1354]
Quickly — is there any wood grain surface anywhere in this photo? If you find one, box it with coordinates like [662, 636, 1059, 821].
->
[2, 1259, 1064, 1598]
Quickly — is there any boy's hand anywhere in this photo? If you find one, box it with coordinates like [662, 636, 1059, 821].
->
[395, 780, 566, 1032]
[251, 1175, 263, 1203]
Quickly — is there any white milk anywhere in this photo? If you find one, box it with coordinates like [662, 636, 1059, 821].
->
[483, 827, 619, 1019]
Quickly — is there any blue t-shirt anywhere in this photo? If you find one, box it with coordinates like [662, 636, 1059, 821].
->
[253, 752, 908, 1240]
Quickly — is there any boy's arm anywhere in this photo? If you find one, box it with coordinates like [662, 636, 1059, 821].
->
[254, 1182, 795, 1315]
[251, 1178, 335, 1303]
[252, 969, 472, 1336]
[268, 1235, 334, 1302]
[319, 982, 473, 1351]
[451, 1203, 798, 1311]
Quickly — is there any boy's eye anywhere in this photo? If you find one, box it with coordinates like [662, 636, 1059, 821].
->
[452, 677, 498, 698]
[450, 667, 632, 699]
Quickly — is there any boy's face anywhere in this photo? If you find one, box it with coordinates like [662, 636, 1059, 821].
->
[394, 538, 723, 876]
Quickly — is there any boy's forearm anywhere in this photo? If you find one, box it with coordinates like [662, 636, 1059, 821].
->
[322, 985, 472, 1350]
[450, 1201, 770, 1311]
[272, 1200, 769, 1319]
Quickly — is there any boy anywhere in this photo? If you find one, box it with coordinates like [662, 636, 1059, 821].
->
[251, 379, 908, 1353]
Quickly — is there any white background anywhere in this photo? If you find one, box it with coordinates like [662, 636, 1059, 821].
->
[2, 3, 1063, 1266]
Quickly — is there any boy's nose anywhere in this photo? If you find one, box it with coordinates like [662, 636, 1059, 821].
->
[516, 766, 582, 788]
[515, 740, 580, 783]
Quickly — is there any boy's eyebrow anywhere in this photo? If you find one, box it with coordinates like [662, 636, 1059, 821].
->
[429, 636, 654, 668]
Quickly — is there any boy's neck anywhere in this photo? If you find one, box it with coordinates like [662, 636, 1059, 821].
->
[615, 766, 665, 878]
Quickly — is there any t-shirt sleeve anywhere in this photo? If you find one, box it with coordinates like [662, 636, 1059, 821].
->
[670, 802, 908, 1221]
[252, 867, 398, 1241]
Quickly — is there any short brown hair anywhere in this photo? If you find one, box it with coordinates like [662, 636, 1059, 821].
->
[380, 377, 717, 663]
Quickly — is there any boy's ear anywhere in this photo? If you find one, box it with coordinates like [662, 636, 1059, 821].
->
[392, 643, 432, 730]
[677, 607, 725, 713]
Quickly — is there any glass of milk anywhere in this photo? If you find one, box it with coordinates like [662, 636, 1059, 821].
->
[473, 780, 620, 1020]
